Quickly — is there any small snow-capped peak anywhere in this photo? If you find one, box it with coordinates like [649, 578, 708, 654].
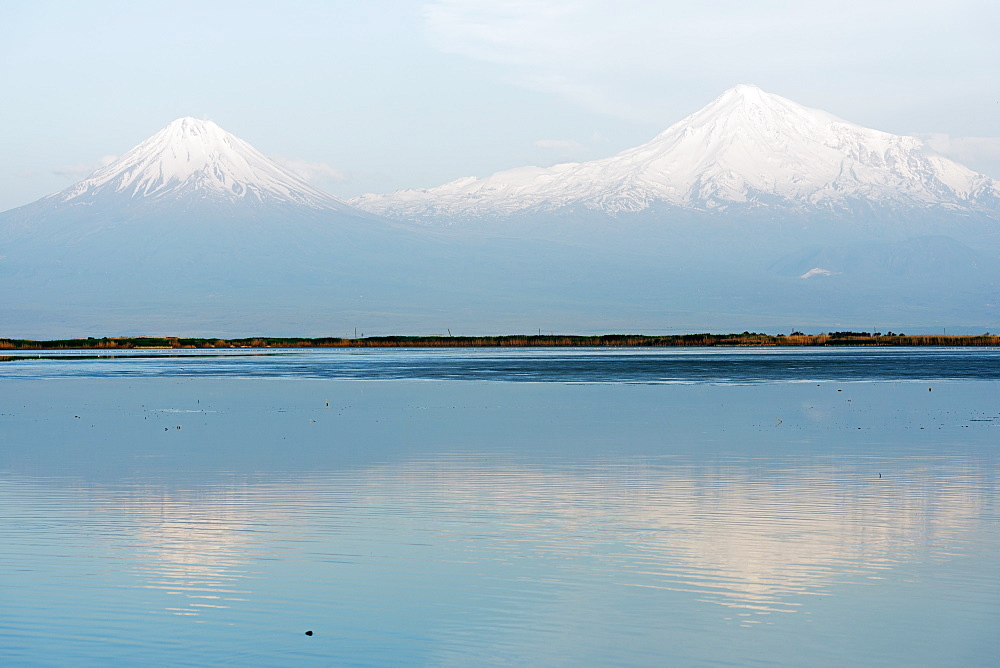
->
[668, 83, 827, 137]
[52, 117, 351, 211]
[703, 83, 776, 109]
[352, 85, 1000, 221]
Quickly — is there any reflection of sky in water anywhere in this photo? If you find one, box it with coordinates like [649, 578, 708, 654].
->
[1, 353, 999, 665]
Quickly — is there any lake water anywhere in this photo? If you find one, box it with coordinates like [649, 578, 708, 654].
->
[1, 348, 998, 666]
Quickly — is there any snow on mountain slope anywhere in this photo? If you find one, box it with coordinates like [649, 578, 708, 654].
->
[351, 85, 1000, 221]
[42, 117, 354, 212]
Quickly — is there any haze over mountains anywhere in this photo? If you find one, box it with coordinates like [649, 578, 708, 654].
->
[1, 86, 997, 338]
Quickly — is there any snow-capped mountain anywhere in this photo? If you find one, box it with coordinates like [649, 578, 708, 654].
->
[1, 107, 997, 339]
[0, 116, 440, 338]
[352, 85, 1000, 222]
[37, 117, 357, 214]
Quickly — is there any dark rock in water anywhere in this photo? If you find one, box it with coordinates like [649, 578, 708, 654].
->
[304, 630, 313, 636]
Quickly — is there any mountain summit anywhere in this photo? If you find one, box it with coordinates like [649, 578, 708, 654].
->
[40, 117, 354, 213]
[352, 85, 1000, 221]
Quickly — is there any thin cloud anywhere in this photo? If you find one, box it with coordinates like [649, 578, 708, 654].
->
[534, 138, 585, 153]
[52, 155, 117, 181]
[921, 134, 1000, 178]
[272, 156, 349, 189]
[421, 1, 1000, 124]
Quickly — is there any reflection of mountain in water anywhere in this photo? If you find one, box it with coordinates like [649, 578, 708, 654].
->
[6, 454, 989, 623]
[353, 457, 990, 618]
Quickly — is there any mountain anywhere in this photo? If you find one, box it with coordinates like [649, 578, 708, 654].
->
[9, 117, 359, 222]
[1, 105, 998, 338]
[351, 85, 1000, 223]
[348, 85, 999, 332]
[0, 118, 471, 337]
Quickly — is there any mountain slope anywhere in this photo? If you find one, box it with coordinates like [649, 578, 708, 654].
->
[351, 85, 1000, 222]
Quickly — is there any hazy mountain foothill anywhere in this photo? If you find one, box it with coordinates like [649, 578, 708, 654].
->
[2, 86, 998, 338]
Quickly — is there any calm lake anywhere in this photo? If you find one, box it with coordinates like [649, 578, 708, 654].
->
[2, 348, 998, 666]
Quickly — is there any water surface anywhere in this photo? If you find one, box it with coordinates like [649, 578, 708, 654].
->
[4, 345, 1000, 382]
[2, 348, 998, 665]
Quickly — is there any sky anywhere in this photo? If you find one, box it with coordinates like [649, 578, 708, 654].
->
[1, 0, 998, 212]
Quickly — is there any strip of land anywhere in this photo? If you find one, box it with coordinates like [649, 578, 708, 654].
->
[1, 332, 998, 349]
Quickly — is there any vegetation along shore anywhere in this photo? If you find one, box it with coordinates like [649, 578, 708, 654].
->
[2, 332, 999, 350]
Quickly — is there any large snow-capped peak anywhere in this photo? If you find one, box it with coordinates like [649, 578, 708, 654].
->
[352, 84, 1000, 220]
[48, 117, 351, 211]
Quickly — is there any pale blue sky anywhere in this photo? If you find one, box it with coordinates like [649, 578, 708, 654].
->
[2, 0, 998, 211]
